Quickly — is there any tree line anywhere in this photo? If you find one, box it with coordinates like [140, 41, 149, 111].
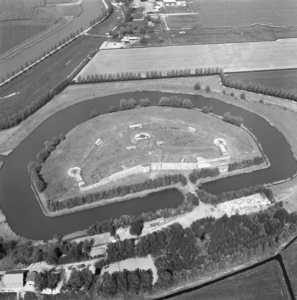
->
[75, 67, 222, 84]
[228, 156, 265, 171]
[27, 135, 65, 192]
[196, 184, 274, 205]
[219, 71, 297, 102]
[86, 192, 198, 236]
[47, 174, 188, 212]
[158, 96, 194, 109]
[189, 168, 220, 184]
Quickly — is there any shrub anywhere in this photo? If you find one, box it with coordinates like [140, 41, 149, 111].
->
[223, 112, 243, 127]
[240, 92, 246, 100]
[230, 91, 235, 97]
[108, 106, 118, 113]
[259, 98, 264, 104]
[194, 82, 201, 90]
[205, 85, 211, 93]
[139, 98, 150, 107]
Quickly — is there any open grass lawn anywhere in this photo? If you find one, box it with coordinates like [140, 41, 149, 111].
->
[163, 14, 200, 30]
[0, 22, 50, 54]
[282, 240, 297, 296]
[78, 39, 297, 77]
[168, 261, 290, 300]
[189, 0, 297, 27]
[0, 35, 104, 118]
[0, 0, 45, 21]
[227, 69, 297, 92]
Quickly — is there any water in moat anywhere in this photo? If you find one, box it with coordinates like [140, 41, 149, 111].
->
[0, 91, 296, 240]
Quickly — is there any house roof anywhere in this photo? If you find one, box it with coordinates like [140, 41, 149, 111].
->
[150, 222, 159, 227]
[27, 271, 37, 282]
[3, 273, 24, 288]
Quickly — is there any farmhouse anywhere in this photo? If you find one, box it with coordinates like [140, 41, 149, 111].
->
[3, 270, 25, 288]
[121, 36, 139, 45]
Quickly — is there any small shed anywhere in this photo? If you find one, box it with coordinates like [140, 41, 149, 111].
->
[129, 124, 142, 129]
[3, 270, 25, 288]
[26, 271, 37, 286]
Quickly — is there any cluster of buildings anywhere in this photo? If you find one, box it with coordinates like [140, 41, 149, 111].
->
[0, 270, 37, 291]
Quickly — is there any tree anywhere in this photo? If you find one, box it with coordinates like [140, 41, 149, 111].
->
[140, 27, 146, 34]
[120, 99, 128, 110]
[240, 92, 246, 100]
[182, 99, 194, 109]
[90, 109, 100, 119]
[205, 85, 211, 92]
[108, 105, 118, 113]
[194, 82, 201, 90]
[127, 98, 137, 109]
[139, 98, 150, 107]
[130, 219, 144, 236]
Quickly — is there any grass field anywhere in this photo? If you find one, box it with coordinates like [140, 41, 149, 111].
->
[281, 241, 297, 296]
[189, 0, 297, 27]
[77, 38, 297, 77]
[46, 0, 78, 4]
[0, 22, 49, 54]
[227, 69, 297, 92]
[41, 106, 258, 200]
[0, 0, 45, 21]
[0, 35, 104, 119]
[168, 261, 290, 300]
[163, 14, 200, 30]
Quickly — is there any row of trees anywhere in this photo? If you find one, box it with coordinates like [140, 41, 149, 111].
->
[219, 71, 297, 102]
[27, 135, 65, 192]
[47, 174, 188, 212]
[95, 203, 297, 294]
[35, 269, 62, 291]
[228, 156, 265, 171]
[222, 112, 243, 127]
[158, 96, 194, 109]
[196, 184, 274, 205]
[189, 168, 220, 184]
[75, 67, 223, 85]
[87, 192, 198, 236]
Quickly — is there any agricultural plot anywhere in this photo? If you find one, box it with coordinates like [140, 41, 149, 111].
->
[189, 0, 297, 27]
[281, 240, 297, 296]
[163, 14, 200, 30]
[41, 106, 259, 200]
[168, 261, 290, 300]
[77, 39, 297, 77]
[227, 69, 297, 92]
[0, 22, 49, 54]
[0, 35, 104, 119]
[0, 0, 45, 21]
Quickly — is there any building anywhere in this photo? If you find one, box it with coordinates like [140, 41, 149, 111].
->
[3, 271, 25, 288]
[121, 37, 139, 45]
[110, 234, 120, 243]
[95, 138, 102, 146]
[163, 0, 176, 3]
[129, 123, 142, 129]
[26, 271, 37, 286]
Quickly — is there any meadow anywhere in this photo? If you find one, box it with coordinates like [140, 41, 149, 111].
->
[167, 261, 290, 300]
[77, 39, 297, 77]
[227, 69, 297, 92]
[189, 0, 297, 27]
[0, 0, 45, 21]
[282, 240, 297, 296]
[0, 22, 49, 54]
[163, 14, 200, 30]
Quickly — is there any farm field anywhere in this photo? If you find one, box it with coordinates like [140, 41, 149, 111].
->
[77, 38, 297, 78]
[189, 0, 297, 27]
[167, 261, 290, 300]
[281, 240, 297, 296]
[0, 22, 49, 54]
[227, 69, 297, 92]
[163, 14, 200, 30]
[41, 106, 259, 200]
[0, 35, 104, 119]
[0, 0, 45, 21]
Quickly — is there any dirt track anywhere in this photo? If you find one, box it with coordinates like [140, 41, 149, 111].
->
[77, 38, 297, 77]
